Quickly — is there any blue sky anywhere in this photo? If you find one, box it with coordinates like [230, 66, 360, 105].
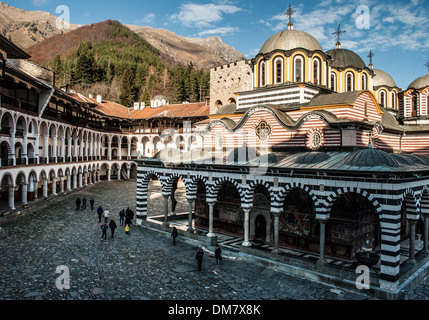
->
[6, 0, 429, 89]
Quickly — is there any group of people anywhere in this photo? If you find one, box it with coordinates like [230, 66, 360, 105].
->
[97, 206, 135, 240]
[171, 226, 223, 271]
[195, 244, 223, 272]
[75, 196, 95, 211]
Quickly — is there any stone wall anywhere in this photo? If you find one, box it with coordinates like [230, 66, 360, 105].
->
[210, 59, 253, 115]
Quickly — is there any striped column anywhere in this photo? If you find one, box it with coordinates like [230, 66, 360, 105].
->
[379, 204, 402, 284]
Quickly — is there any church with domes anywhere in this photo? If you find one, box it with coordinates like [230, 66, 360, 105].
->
[136, 6, 429, 298]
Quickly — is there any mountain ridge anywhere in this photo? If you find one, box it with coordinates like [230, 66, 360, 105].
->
[0, 1, 245, 70]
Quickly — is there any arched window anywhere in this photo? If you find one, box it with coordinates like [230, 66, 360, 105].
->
[259, 61, 266, 87]
[274, 57, 283, 84]
[330, 73, 337, 91]
[412, 93, 418, 117]
[313, 58, 320, 85]
[379, 90, 386, 107]
[346, 72, 354, 92]
[391, 92, 396, 109]
[294, 56, 304, 82]
[361, 73, 367, 90]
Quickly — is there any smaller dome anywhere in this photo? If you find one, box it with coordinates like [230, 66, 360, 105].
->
[373, 69, 396, 88]
[226, 147, 260, 163]
[326, 48, 366, 69]
[296, 152, 330, 164]
[408, 73, 429, 90]
[343, 148, 400, 167]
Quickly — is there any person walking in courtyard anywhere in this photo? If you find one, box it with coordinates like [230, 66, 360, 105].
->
[109, 218, 117, 239]
[119, 209, 125, 226]
[171, 227, 178, 246]
[103, 210, 110, 223]
[97, 205, 103, 223]
[215, 244, 222, 267]
[125, 224, 130, 236]
[90, 197, 95, 210]
[81, 196, 87, 210]
[196, 248, 204, 272]
[101, 221, 108, 241]
[76, 197, 81, 210]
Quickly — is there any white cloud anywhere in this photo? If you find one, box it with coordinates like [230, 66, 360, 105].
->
[33, 0, 48, 6]
[197, 26, 239, 37]
[136, 13, 156, 25]
[171, 3, 242, 28]
[259, 0, 429, 53]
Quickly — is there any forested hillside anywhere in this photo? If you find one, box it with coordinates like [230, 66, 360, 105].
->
[29, 20, 210, 107]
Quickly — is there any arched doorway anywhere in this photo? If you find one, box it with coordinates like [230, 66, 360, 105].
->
[250, 185, 271, 242]
[254, 215, 267, 240]
[214, 181, 243, 236]
[279, 188, 316, 252]
[194, 180, 209, 228]
[327, 192, 379, 260]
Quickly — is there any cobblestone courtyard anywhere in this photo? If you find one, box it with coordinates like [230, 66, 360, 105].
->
[0, 180, 428, 301]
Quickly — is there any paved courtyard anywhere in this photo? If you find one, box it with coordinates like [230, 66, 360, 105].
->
[0, 180, 428, 301]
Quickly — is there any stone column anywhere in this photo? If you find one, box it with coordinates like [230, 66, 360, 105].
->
[207, 202, 216, 238]
[8, 185, 15, 210]
[424, 213, 429, 254]
[66, 175, 72, 192]
[163, 195, 169, 226]
[33, 180, 39, 200]
[51, 178, 57, 196]
[78, 173, 83, 188]
[242, 207, 252, 247]
[107, 169, 111, 182]
[42, 179, 48, 198]
[21, 183, 28, 206]
[317, 217, 328, 265]
[43, 134, 49, 163]
[60, 136, 66, 162]
[187, 199, 194, 233]
[83, 172, 88, 187]
[272, 212, 280, 254]
[52, 135, 58, 163]
[59, 177, 65, 193]
[408, 219, 418, 264]
[73, 173, 77, 190]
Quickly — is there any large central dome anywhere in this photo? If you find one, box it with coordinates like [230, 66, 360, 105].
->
[259, 29, 323, 54]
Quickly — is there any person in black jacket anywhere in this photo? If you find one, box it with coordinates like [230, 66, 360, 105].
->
[76, 197, 81, 210]
[195, 248, 204, 272]
[171, 227, 178, 246]
[109, 218, 117, 239]
[97, 206, 103, 223]
[215, 244, 222, 266]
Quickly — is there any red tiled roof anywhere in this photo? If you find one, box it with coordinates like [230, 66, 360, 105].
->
[68, 93, 210, 120]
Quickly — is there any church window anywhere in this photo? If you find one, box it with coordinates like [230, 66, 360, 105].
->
[274, 58, 283, 84]
[313, 59, 320, 85]
[391, 92, 396, 109]
[331, 73, 337, 91]
[412, 93, 418, 117]
[380, 91, 386, 107]
[361, 74, 367, 90]
[260, 61, 266, 87]
[255, 120, 272, 141]
[294, 56, 303, 82]
[346, 72, 354, 92]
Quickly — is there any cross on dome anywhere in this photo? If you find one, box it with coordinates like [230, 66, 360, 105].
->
[368, 50, 375, 69]
[332, 23, 346, 49]
[285, 5, 295, 30]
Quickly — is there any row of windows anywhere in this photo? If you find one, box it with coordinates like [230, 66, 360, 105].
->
[257, 56, 372, 93]
[258, 56, 324, 87]
[330, 72, 368, 92]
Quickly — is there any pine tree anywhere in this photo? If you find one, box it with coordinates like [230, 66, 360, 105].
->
[119, 67, 137, 108]
[142, 89, 150, 107]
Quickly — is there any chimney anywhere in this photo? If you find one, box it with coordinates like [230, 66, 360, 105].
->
[96, 95, 102, 103]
